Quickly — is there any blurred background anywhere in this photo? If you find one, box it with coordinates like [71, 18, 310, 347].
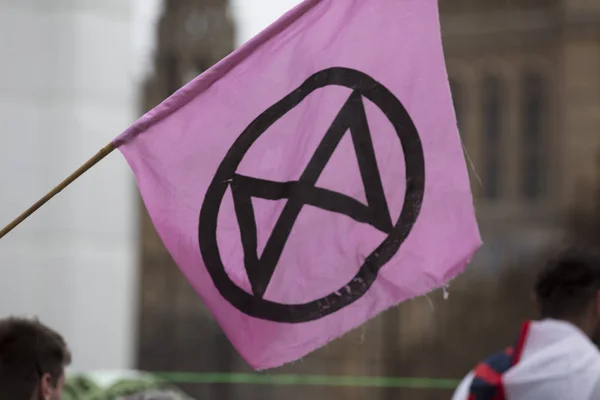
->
[1, 0, 600, 399]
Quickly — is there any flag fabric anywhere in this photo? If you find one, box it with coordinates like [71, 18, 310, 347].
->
[114, 0, 481, 369]
[452, 320, 600, 399]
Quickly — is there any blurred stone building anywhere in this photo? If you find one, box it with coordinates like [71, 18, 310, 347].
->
[442, 0, 600, 270]
[136, 0, 600, 399]
[137, 1, 236, 399]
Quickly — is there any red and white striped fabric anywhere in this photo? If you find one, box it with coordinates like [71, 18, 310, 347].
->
[452, 319, 600, 400]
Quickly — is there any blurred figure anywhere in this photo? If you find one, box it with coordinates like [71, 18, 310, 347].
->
[452, 248, 600, 400]
[0, 317, 71, 400]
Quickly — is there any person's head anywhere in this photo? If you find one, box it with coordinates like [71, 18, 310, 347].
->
[0, 317, 71, 400]
[534, 247, 600, 341]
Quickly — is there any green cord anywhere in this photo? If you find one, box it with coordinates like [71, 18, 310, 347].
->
[153, 372, 460, 389]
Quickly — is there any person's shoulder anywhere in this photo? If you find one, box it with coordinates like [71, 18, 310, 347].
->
[586, 355, 600, 395]
[451, 371, 474, 400]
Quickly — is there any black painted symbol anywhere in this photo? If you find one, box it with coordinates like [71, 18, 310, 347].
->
[199, 67, 425, 323]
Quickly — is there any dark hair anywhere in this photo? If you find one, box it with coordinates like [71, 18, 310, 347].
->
[535, 247, 600, 319]
[0, 317, 71, 399]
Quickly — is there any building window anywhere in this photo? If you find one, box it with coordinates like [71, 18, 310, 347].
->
[482, 76, 505, 200]
[521, 72, 545, 200]
[449, 79, 464, 139]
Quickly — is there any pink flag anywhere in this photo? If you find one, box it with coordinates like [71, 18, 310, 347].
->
[115, 0, 481, 369]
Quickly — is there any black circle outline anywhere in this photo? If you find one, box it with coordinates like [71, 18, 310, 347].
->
[199, 67, 425, 323]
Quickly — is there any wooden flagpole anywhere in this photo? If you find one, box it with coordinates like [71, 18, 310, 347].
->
[0, 142, 116, 240]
